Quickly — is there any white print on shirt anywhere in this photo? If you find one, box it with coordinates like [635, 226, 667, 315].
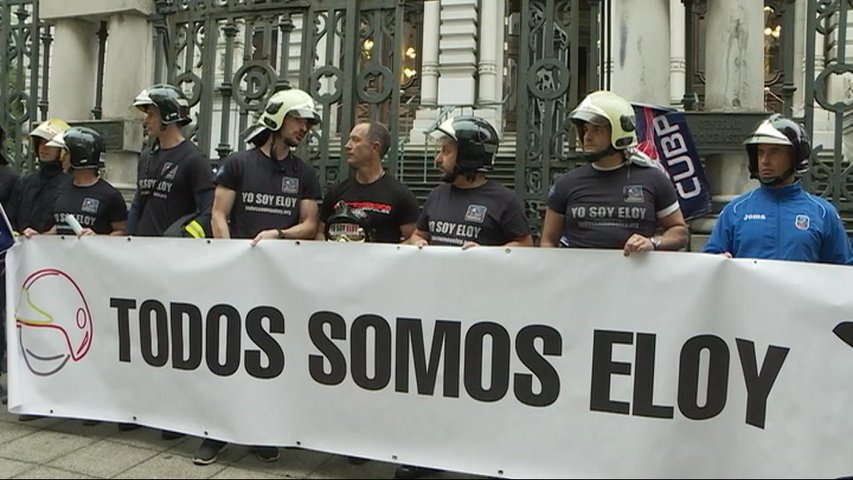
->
[569, 205, 647, 220]
[242, 191, 299, 208]
[429, 220, 482, 239]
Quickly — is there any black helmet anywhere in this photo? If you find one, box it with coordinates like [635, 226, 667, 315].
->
[63, 127, 106, 170]
[743, 114, 811, 186]
[429, 116, 499, 173]
[324, 202, 374, 243]
[133, 84, 191, 126]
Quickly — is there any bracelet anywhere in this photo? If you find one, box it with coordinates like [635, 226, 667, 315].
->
[276, 228, 285, 239]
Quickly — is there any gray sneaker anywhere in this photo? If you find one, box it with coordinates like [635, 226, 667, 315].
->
[193, 439, 227, 466]
[252, 446, 280, 463]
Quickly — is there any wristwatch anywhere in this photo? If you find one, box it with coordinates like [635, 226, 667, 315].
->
[276, 228, 285, 239]
[650, 236, 662, 250]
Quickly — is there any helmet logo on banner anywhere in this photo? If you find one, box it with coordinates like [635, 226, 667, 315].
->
[15, 269, 93, 376]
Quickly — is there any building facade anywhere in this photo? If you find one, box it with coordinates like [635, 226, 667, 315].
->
[1, 0, 851, 243]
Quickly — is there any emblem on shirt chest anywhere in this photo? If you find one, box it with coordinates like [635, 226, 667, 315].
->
[464, 204, 487, 223]
[623, 185, 644, 203]
[162, 162, 177, 180]
[282, 176, 299, 194]
[795, 214, 810, 230]
[81, 198, 100, 214]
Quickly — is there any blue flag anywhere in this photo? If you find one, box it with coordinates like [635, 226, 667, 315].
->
[0, 203, 15, 254]
[632, 103, 712, 220]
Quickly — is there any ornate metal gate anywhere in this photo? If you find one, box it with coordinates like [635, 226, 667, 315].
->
[802, 0, 853, 228]
[0, 0, 51, 173]
[151, 0, 419, 187]
[512, 0, 600, 237]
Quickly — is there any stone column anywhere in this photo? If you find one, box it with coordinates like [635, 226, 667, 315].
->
[793, 0, 806, 117]
[409, 0, 441, 143]
[609, 0, 670, 105]
[100, 13, 152, 192]
[436, 0, 478, 107]
[474, 0, 504, 131]
[47, 20, 98, 121]
[41, 0, 156, 199]
[693, 0, 764, 243]
[670, 1, 686, 106]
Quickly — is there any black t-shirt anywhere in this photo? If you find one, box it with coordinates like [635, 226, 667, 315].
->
[547, 162, 680, 249]
[53, 178, 128, 235]
[320, 173, 420, 243]
[135, 141, 214, 237]
[215, 149, 322, 239]
[416, 180, 530, 246]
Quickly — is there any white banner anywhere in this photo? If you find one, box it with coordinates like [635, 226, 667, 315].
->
[5, 236, 853, 478]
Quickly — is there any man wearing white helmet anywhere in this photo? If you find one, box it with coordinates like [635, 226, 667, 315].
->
[7, 118, 70, 236]
[127, 84, 214, 237]
[4, 118, 69, 417]
[704, 114, 852, 263]
[210, 88, 322, 246]
[197, 88, 323, 466]
[541, 90, 689, 254]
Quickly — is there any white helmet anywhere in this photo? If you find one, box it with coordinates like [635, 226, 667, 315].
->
[245, 88, 321, 145]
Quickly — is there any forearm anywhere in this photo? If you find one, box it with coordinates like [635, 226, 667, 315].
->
[279, 219, 318, 240]
[314, 222, 326, 241]
[406, 231, 429, 246]
[211, 212, 230, 239]
[657, 224, 689, 251]
[505, 235, 533, 247]
[126, 192, 141, 235]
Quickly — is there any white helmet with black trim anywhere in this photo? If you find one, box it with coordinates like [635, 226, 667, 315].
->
[743, 114, 811, 186]
[133, 84, 191, 126]
[569, 90, 637, 162]
[428, 115, 499, 182]
[245, 88, 321, 146]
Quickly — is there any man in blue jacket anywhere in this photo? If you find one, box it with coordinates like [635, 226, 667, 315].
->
[704, 114, 852, 264]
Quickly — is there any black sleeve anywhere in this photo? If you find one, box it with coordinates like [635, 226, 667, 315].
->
[126, 190, 141, 235]
[500, 193, 531, 240]
[546, 175, 569, 214]
[395, 184, 421, 225]
[320, 182, 341, 223]
[108, 188, 129, 223]
[652, 169, 680, 215]
[300, 166, 322, 201]
[5, 177, 22, 232]
[416, 190, 435, 233]
[214, 153, 242, 191]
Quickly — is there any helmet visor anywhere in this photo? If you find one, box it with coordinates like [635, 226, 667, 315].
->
[569, 110, 609, 127]
[743, 119, 793, 146]
[45, 132, 66, 149]
[288, 108, 321, 125]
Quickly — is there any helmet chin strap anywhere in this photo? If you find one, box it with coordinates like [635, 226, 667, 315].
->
[758, 168, 795, 187]
[441, 166, 478, 183]
[577, 145, 619, 163]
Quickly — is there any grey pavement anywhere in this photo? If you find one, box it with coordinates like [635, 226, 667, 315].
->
[0, 380, 486, 479]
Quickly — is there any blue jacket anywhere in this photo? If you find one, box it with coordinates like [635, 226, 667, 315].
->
[704, 181, 853, 265]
